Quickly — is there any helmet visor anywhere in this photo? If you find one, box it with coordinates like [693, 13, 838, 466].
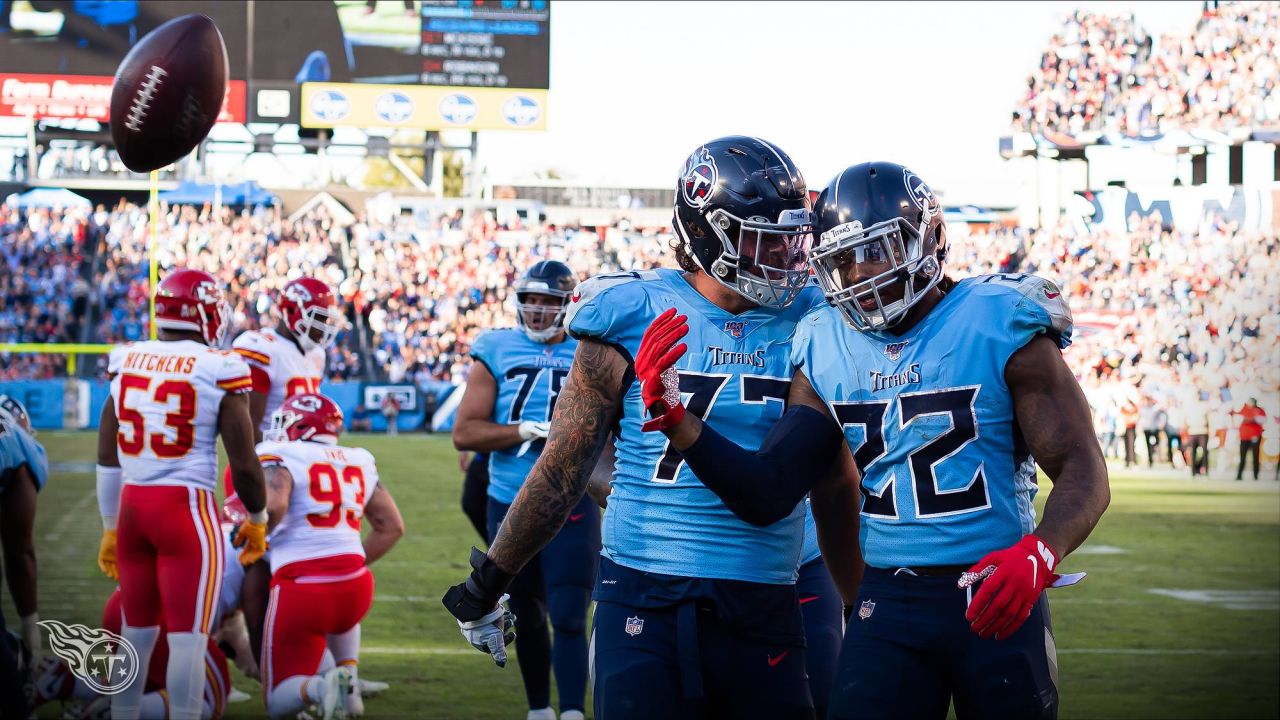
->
[810, 217, 929, 330]
[709, 207, 814, 308]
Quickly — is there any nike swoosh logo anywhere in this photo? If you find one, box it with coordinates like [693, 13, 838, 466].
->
[569, 513, 585, 522]
[1027, 555, 1037, 587]
[798, 595, 820, 605]
[1045, 291, 1061, 299]
[767, 650, 789, 667]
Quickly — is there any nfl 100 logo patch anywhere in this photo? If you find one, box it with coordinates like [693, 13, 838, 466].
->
[858, 600, 875, 620]
[723, 320, 749, 338]
[883, 341, 909, 361]
[624, 616, 644, 636]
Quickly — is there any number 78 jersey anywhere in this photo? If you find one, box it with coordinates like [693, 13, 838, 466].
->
[791, 274, 1073, 568]
[256, 439, 381, 574]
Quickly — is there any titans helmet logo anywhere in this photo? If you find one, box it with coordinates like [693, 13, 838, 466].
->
[681, 147, 718, 209]
[903, 168, 937, 213]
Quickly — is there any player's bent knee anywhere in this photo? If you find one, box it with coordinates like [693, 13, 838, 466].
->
[547, 587, 590, 635]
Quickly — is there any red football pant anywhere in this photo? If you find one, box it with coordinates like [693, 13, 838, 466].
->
[103, 588, 232, 718]
[117, 484, 225, 634]
[263, 555, 373, 698]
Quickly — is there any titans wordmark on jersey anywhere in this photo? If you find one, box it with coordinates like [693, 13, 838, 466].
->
[566, 268, 824, 584]
[470, 328, 577, 504]
[792, 273, 1072, 568]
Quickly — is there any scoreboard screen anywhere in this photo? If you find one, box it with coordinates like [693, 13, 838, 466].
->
[420, 1, 551, 89]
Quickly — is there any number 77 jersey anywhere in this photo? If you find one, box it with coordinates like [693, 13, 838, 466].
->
[565, 268, 825, 585]
[108, 339, 253, 489]
[791, 274, 1073, 568]
[254, 439, 380, 574]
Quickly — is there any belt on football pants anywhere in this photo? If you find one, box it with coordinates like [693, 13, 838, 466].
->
[676, 602, 703, 701]
[887, 564, 972, 577]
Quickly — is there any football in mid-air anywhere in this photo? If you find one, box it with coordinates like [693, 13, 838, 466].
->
[109, 14, 228, 173]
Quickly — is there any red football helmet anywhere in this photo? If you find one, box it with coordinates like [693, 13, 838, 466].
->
[154, 268, 230, 346]
[278, 277, 341, 352]
[269, 393, 344, 443]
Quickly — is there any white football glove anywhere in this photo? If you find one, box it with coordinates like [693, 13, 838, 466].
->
[457, 594, 516, 668]
[518, 421, 550, 441]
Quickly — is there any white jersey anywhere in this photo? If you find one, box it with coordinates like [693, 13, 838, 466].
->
[257, 439, 380, 574]
[232, 328, 326, 433]
[108, 340, 252, 491]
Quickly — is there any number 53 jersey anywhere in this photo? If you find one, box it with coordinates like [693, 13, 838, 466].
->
[108, 339, 253, 490]
[255, 439, 381, 574]
[470, 328, 577, 503]
[791, 274, 1073, 569]
[566, 268, 824, 585]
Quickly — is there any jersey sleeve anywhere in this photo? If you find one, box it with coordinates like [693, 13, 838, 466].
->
[468, 330, 501, 378]
[1009, 275, 1073, 350]
[215, 353, 255, 395]
[232, 332, 273, 393]
[255, 441, 287, 468]
[19, 432, 48, 491]
[357, 449, 381, 506]
[106, 345, 129, 379]
[565, 272, 650, 345]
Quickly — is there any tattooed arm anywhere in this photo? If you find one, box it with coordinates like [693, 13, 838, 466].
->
[1008, 335, 1110, 558]
[489, 339, 626, 572]
[443, 339, 626, 622]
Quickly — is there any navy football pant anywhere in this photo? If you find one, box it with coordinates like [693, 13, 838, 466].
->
[590, 558, 814, 720]
[829, 567, 1058, 720]
[461, 453, 489, 542]
[488, 495, 600, 713]
[797, 557, 842, 720]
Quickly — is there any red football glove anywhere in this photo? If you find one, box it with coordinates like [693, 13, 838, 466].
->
[636, 308, 689, 432]
[962, 534, 1060, 640]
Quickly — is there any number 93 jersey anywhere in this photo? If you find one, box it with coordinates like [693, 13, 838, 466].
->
[567, 268, 824, 584]
[792, 273, 1073, 569]
[255, 439, 380, 574]
[470, 328, 577, 503]
[109, 340, 253, 490]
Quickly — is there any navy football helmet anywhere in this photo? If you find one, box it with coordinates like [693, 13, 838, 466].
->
[672, 136, 814, 308]
[809, 161, 948, 331]
[515, 260, 577, 342]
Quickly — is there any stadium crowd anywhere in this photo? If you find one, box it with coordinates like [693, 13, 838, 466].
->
[0, 202, 92, 378]
[0, 195, 1274, 476]
[1012, 1, 1280, 136]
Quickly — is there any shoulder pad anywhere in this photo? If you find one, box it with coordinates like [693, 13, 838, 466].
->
[966, 273, 1072, 348]
[565, 270, 659, 326]
[564, 270, 662, 338]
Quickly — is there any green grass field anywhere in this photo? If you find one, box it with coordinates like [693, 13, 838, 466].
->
[14, 433, 1280, 719]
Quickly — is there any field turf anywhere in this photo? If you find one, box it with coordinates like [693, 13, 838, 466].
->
[14, 432, 1280, 719]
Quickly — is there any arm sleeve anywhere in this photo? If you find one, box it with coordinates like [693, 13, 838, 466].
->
[468, 331, 499, 379]
[678, 405, 844, 526]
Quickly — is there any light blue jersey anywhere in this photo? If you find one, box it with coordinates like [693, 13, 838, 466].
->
[471, 327, 578, 504]
[792, 273, 1073, 569]
[567, 268, 824, 584]
[800, 498, 822, 566]
[0, 414, 48, 492]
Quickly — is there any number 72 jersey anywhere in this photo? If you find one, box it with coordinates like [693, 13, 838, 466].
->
[255, 439, 381, 574]
[791, 274, 1073, 568]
